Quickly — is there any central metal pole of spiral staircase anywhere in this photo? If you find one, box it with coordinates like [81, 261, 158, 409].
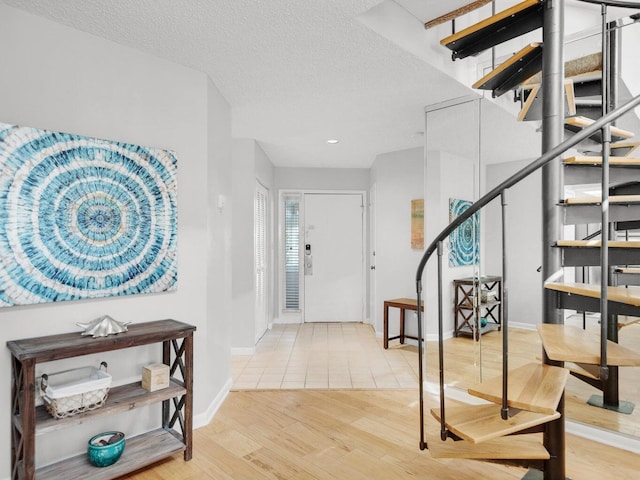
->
[541, 0, 566, 479]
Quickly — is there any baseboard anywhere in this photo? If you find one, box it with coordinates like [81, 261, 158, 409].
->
[193, 376, 232, 429]
[231, 346, 256, 355]
[567, 419, 640, 454]
[426, 331, 454, 342]
[510, 320, 537, 331]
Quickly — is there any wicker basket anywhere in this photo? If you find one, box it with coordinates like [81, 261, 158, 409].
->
[40, 362, 111, 419]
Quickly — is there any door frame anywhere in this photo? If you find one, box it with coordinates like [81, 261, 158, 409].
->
[278, 189, 367, 324]
[254, 180, 270, 343]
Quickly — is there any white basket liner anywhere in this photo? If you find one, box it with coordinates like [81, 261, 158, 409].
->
[42, 366, 112, 399]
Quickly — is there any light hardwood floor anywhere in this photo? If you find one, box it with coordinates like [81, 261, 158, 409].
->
[119, 321, 640, 479]
[232, 321, 640, 438]
[125, 389, 640, 479]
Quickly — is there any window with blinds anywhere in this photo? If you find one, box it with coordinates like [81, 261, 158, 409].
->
[283, 195, 300, 310]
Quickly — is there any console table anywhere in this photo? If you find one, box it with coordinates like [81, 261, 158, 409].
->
[7, 319, 195, 480]
[383, 298, 424, 349]
[453, 276, 501, 340]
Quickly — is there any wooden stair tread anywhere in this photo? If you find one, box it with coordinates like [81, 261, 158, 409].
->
[468, 363, 568, 415]
[564, 156, 640, 166]
[518, 82, 576, 122]
[441, 0, 543, 59]
[472, 43, 542, 97]
[611, 141, 640, 156]
[616, 267, 640, 274]
[545, 281, 640, 307]
[565, 116, 634, 140]
[430, 404, 559, 444]
[537, 323, 640, 366]
[523, 54, 602, 85]
[619, 315, 640, 328]
[563, 194, 640, 205]
[425, 0, 493, 30]
[425, 430, 549, 460]
[556, 240, 640, 248]
[566, 362, 600, 380]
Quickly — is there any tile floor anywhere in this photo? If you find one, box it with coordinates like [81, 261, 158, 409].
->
[231, 322, 420, 390]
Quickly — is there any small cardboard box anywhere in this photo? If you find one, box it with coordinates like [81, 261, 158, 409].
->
[141, 363, 170, 392]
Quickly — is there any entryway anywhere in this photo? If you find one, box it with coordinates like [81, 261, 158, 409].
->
[303, 193, 364, 323]
[280, 191, 365, 324]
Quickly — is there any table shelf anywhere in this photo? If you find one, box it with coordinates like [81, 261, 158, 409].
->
[30, 380, 186, 436]
[454, 276, 502, 340]
[7, 319, 195, 480]
[35, 428, 185, 480]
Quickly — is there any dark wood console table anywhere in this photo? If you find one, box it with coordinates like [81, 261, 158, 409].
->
[7, 319, 195, 480]
[383, 298, 424, 349]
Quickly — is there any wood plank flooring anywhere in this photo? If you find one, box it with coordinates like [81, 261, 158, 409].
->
[123, 389, 640, 480]
[117, 320, 640, 479]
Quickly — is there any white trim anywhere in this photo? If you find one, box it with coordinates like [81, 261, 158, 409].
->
[426, 331, 454, 342]
[509, 320, 538, 331]
[193, 377, 232, 429]
[272, 316, 302, 325]
[279, 189, 367, 324]
[230, 346, 256, 356]
[566, 419, 640, 454]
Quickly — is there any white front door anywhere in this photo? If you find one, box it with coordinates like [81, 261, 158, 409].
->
[304, 193, 364, 323]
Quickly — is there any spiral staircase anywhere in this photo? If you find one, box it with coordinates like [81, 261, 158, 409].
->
[415, 1, 640, 479]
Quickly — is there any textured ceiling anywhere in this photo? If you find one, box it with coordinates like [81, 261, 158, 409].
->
[0, 0, 473, 168]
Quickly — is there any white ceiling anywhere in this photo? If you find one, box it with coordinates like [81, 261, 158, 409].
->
[0, 0, 475, 168]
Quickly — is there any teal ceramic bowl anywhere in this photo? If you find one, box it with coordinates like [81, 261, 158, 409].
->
[87, 431, 125, 467]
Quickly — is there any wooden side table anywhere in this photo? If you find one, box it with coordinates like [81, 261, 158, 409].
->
[383, 298, 424, 349]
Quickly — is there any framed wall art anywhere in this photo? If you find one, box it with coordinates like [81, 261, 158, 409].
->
[448, 198, 479, 267]
[411, 199, 424, 250]
[0, 122, 178, 307]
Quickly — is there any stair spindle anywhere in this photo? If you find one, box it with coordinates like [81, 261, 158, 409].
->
[437, 241, 448, 440]
[501, 190, 510, 420]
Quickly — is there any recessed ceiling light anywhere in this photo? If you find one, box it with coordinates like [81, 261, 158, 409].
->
[326, 139, 339, 144]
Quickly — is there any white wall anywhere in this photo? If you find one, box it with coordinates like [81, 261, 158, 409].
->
[484, 159, 543, 327]
[424, 150, 478, 338]
[275, 167, 370, 191]
[0, 5, 232, 474]
[370, 147, 425, 338]
[231, 139, 275, 349]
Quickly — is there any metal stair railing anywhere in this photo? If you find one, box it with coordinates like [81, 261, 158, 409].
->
[415, 93, 640, 450]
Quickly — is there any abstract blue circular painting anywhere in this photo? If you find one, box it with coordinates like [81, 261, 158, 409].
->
[0, 122, 177, 307]
[448, 198, 479, 267]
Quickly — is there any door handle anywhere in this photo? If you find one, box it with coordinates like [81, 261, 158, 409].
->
[305, 255, 313, 275]
[370, 266, 376, 270]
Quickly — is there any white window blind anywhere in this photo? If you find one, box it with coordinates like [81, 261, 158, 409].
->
[283, 196, 300, 310]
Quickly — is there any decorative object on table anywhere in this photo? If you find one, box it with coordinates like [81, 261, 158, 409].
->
[142, 363, 170, 392]
[77, 315, 130, 337]
[0, 122, 178, 308]
[40, 361, 111, 419]
[480, 288, 498, 303]
[448, 198, 480, 267]
[411, 198, 425, 249]
[87, 431, 126, 467]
